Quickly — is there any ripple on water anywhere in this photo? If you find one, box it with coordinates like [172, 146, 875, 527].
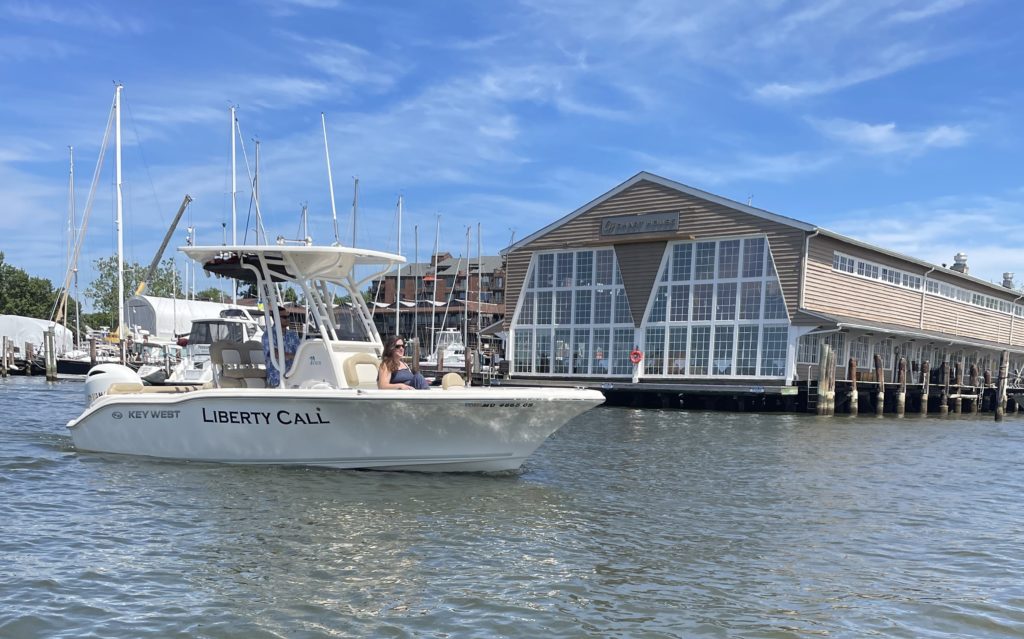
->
[2, 380, 1024, 636]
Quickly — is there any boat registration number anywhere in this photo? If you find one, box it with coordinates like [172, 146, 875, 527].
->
[463, 402, 535, 408]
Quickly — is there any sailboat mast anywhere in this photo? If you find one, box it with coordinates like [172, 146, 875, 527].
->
[322, 113, 340, 246]
[66, 146, 73, 295]
[430, 214, 440, 354]
[351, 177, 359, 247]
[230, 106, 237, 304]
[395, 195, 402, 337]
[414, 225, 419, 347]
[114, 84, 126, 360]
[254, 140, 260, 243]
[477, 222, 482, 348]
[463, 226, 470, 351]
[70, 146, 79, 348]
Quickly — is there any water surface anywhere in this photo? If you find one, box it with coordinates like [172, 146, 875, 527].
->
[2, 376, 1023, 637]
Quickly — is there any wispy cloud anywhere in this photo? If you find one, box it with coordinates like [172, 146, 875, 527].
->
[634, 150, 837, 186]
[828, 191, 1024, 283]
[257, 0, 343, 18]
[1, 1, 145, 34]
[283, 34, 401, 93]
[887, 0, 974, 24]
[0, 35, 73, 61]
[810, 118, 970, 155]
[754, 43, 941, 100]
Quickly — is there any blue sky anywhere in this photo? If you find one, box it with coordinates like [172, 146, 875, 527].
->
[1, 0, 1022, 303]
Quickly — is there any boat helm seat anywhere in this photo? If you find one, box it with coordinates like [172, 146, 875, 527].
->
[441, 372, 466, 390]
[243, 340, 265, 366]
[211, 341, 267, 389]
[343, 353, 380, 389]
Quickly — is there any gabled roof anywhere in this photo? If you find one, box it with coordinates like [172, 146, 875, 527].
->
[502, 171, 815, 255]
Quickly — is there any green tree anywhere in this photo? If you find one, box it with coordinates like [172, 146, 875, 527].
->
[0, 252, 59, 319]
[194, 287, 228, 303]
[334, 288, 374, 305]
[85, 256, 183, 317]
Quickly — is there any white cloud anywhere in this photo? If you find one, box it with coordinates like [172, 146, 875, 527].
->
[811, 118, 970, 154]
[887, 0, 973, 24]
[635, 150, 837, 186]
[827, 191, 1024, 284]
[286, 35, 401, 92]
[754, 43, 940, 101]
[0, 35, 73, 61]
[1, 2, 145, 34]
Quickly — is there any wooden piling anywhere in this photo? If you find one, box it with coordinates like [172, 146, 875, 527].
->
[823, 344, 831, 413]
[1, 336, 8, 377]
[89, 337, 97, 365]
[817, 343, 833, 415]
[896, 357, 907, 417]
[920, 360, 931, 416]
[952, 363, 962, 414]
[24, 342, 34, 376]
[996, 350, 1009, 422]
[847, 358, 859, 416]
[969, 364, 979, 414]
[411, 338, 421, 374]
[938, 362, 949, 415]
[464, 347, 473, 387]
[874, 354, 885, 416]
[45, 328, 57, 381]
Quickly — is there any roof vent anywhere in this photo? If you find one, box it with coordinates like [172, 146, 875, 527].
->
[950, 252, 969, 274]
[1003, 273, 1015, 289]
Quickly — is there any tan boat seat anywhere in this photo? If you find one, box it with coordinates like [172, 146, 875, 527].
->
[343, 352, 380, 389]
[441, 372, 465, 389]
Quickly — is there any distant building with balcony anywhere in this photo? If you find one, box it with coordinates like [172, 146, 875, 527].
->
[370, 253, 507, 353]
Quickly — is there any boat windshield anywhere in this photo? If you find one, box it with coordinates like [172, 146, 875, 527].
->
[334, 306, 371, 342]
[189, 321, 247, 345]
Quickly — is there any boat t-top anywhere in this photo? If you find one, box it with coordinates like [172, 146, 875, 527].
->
[68, 245, 604, 472]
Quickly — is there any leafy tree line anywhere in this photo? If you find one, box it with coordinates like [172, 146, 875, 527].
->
[0, 252, 71, 319]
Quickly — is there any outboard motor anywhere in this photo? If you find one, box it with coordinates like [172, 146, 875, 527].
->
[84, 364, 143, 406]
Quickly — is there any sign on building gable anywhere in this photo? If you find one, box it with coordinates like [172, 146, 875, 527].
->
[599, 212, 679, 237]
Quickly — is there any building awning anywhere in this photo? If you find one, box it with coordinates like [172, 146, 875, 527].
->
[795, 308, 1024, 356]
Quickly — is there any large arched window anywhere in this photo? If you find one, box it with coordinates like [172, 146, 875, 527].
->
[511, 248, 634, 376]
[642, 236, 789, 378]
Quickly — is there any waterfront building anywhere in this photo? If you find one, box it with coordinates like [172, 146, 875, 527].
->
[502, 172, 1024, 397]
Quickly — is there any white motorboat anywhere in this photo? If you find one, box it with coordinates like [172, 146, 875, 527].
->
[419, 328, 467, 370]
[67, 245, 604, 472]
[161, 311, 263, 385]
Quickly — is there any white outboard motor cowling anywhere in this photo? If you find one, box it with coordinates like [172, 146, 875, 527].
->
[85, 364, 143, 405]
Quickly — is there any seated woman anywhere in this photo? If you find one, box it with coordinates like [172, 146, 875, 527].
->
[377, 335, 431, 390]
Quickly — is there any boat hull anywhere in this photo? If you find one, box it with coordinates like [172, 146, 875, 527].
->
[67, 387, 604, 472]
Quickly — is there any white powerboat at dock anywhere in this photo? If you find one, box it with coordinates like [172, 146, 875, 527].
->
[68, 245, 604, 472]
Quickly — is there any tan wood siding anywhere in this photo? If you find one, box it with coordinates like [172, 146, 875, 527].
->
[507, 181, 806, 329]
[804, 235, 1024, 347]
[614, 241, 667, 327]
[803, 236, 925, 327]
[502, 251, 531, 332]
